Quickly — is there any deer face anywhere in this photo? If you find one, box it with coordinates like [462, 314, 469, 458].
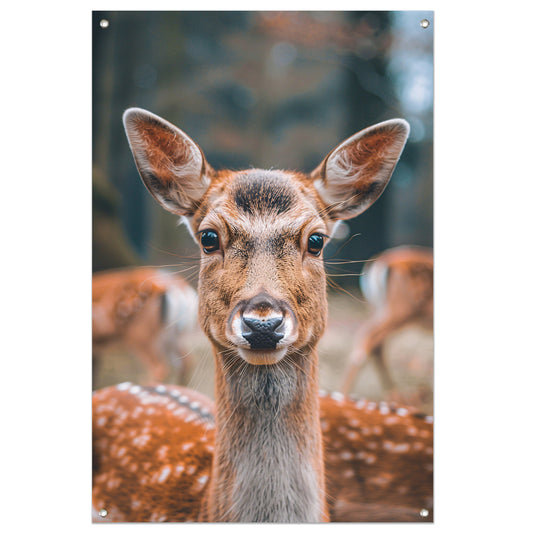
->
[123, 108, 409, 365]
[190, 169, 331, 364]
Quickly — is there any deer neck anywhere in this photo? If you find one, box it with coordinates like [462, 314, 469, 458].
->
[203, 344, 327, 523]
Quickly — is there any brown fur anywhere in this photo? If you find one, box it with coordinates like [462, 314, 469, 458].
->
[191, 169, 329, 354]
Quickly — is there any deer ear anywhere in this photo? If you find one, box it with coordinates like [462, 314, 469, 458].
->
[311, 119, 409, 221]
[123, 108, 211, 217]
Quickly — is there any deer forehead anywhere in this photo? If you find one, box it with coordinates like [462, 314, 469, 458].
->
[198, 169, 327, 239]
[229, 170, 301, 214]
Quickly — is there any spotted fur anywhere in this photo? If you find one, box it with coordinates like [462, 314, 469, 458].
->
[92, 384, 215, 522]
[92, 385, 433, 522]
[320, 393, 433, 522]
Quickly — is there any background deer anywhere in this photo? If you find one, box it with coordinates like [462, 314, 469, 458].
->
[341, 246, 433, 398]
[92, 107, 426, 522]
[93, 383, 433, 522]
[92, 267, 198, 385]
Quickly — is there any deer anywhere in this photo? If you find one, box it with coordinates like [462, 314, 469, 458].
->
[93, 267, 198, 385]
[92, 107, 431, 522]
[341, 246, 433, 399]
[92, 383, 433, 522]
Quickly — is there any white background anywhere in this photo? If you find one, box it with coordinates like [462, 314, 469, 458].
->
[2, 1, 532, 532]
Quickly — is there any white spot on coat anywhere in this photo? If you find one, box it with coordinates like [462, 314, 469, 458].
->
[132, 434, 150, 447]
[195, 474, 209, 491]
[331, 392, 344, 402]
[158, 466, 171, 483]
[181, 442, 194, 452]
[368, 476, 391, 487]
[384, 416, 400, 425]
[157, 445, 169, 460]
[383, 441, 410, 453]
[116, 447, 127, 458]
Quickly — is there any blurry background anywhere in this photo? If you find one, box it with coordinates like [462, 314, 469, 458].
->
[92, 11, 433, 413]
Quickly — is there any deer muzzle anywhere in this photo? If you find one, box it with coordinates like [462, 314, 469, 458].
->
[227, 292, 298, 364]
[241, 315, 284, 350]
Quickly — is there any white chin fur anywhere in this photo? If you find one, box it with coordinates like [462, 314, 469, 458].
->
[237, 346, 288, 366]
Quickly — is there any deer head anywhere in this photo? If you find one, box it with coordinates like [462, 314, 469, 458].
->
[123, 108, 409, 368]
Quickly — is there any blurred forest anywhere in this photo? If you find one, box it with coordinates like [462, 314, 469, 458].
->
[92, 11, 434, 411]
[93, 11, 433, 277]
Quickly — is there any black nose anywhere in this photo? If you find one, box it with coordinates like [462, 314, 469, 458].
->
[242, 316, 284, 350]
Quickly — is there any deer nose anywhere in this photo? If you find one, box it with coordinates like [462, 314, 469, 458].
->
[241, 315, 285, 350]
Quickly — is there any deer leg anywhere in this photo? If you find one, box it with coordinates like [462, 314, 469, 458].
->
[341, 340, 371, 395]
[372, 344, 395, 394]
[341, 321, 382, 395]
[342, 313, 413, 396]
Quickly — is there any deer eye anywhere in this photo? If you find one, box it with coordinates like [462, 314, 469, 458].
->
[307, 234, 324, 256]
[201, 230, 220, 253]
